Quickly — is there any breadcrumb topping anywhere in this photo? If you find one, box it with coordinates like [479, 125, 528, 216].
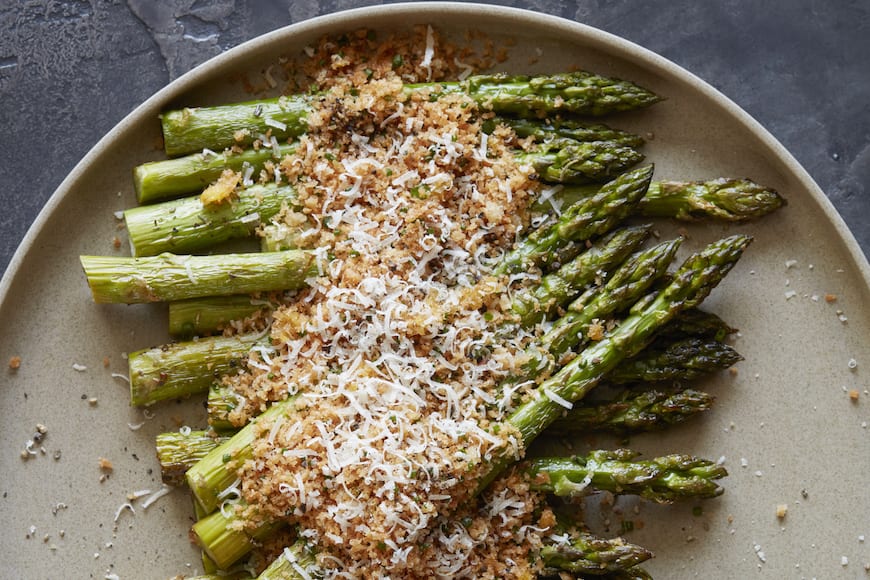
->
[220, 27, 554, 577]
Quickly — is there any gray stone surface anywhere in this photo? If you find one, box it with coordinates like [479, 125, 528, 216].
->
[1, 0, 868, 278]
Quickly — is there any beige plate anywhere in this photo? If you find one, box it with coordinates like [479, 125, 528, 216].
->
[2, 3, 868, 578]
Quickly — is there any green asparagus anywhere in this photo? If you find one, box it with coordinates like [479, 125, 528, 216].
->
[516, 139, 644, 184]
[157, 431, 229, 486]
[81, 250, 316, 304]
[607, 336, 742, 384]
[129, 333, 266, 406]
[489, 116, 645, 147]
[125, 183, 298, 257]
[496, 165, 654, 275]
[535, 178, 785, 222]
[526, 449, 727, 503]
[483, 235, 752, 489]
[162, 72, 661, 156]
[169, 295, 273, 339]
[511, 225, 651, 326]
[134, 143, 297, 204]
[539, 532, 652, 576]
[549, 387, 714, 434]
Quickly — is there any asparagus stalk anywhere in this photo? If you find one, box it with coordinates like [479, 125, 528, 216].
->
[496, 165, 654, 275]
[255, 540, 318, 580]
[251, 530, 648, 580]
[537, 237, 683, 364]
[453, 72, 662, 117]
[516, 139, 644, 185]
[81, 250, 316, 304]
[129, 333, 266, 406]
[187, 401, 294, 513]
[125, 183, 298, 257]
[656, 308, 736, 342]
[169, 295, 273, 339]
[639, 178, 786, 221]
[156, 430, 229, 486]
[511, 225, 651, 326]
[483, 235, 752, 489]
[489, 116, 645, 147]
[134, 143, 297, 204]
[535, 178, 785, 222]
[162, 72, 660, 156]
[194, 503, 283, 572]
[607, 336, 742, 384]
[549, 387, 714, 434]
[526, 449, 727, 503]
[540, 531, 652, 576]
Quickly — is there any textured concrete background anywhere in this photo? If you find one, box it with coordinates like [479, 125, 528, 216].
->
[0, 0, 868, 277]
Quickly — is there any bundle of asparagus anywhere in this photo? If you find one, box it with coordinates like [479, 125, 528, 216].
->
[80, 50, 785, 579]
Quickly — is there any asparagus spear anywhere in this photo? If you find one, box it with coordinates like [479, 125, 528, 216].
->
[526, 449, 727, 503]
[187, 401, 294, 513]
[169, 295, 273, 339]
[157, 431, 229, 486]
[548, 387, 714, 434]
[129, 333, 265, 406]
[496, 165, 654, 275]
[81, 250, 316, 304]
[537, 238, 683, 365]
[489, 116, 645, 147]
[453, 72, 662, 117]
[195, 503, 283, 572]
[517, 139, 644, 185]
[639, 178, 786, 221]
[125, 184, 298, 257]
[655, 308, 736, 342]
[536, 178, 785, 222]
[540, 532, 652, 576]
[162, 72, 660, 156]
[134, 143, 297, 204]
[607, 336, 742, 384]
[250, 530, 649, 580]
[483, 235, 752, 489]
[512, 225, 651, 326]
[255, 540, 318, 580]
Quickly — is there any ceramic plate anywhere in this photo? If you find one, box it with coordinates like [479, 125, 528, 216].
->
[2, 4, 868, 578]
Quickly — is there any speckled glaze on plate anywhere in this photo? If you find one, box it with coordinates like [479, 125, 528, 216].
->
[1, 4, 868, 578]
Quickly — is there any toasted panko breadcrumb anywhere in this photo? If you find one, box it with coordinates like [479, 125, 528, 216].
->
[200, 168, 241, 205]
[219, 27, 556, 578]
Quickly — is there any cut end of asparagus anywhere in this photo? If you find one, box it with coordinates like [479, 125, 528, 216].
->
[80, 251, 317, 304]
